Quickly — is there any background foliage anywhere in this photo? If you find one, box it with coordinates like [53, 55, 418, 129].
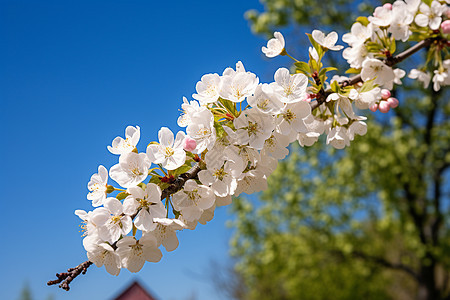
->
[226, 1, 450, 299]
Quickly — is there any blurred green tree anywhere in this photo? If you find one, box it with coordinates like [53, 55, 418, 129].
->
[18, 283, 32, 300]
[227, 1, 450, 300]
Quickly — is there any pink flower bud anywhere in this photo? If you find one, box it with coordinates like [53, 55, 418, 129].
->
[441, 20, 450, 34]
[378, 101, 391, 113]
[369, 103, 378, 112]
[381, 89, 391, 100]
[383, 3, 392, 10]
[387, 97, 399, 108]
[303, 94, 312, 103]
[183, 137, 197, 152]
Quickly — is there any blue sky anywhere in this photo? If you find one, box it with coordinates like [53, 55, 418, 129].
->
[0, 1, 296, 299]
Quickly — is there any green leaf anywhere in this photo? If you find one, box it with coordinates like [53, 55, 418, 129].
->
[345, 68, 361, 74]
[366, 42, 382, 52]
[319, 67, 338, 78]
[219, 98, 237, 116]
[172, 164, 192, 177]
[214, 122, 225, 139]
[330, 80, 340, 93]
[295, 61, 311, 75]
[359, 78, 377, 93]
[116, 192, 129, 200]
[389, 37, 396, 55]
[356, 16, 369, 26]
[310, 59, 319, 72]
[149, 175, 161, 184]
[306, 33, 321, 55]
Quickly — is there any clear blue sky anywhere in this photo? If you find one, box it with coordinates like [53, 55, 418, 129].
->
[0, 1, 294, 299]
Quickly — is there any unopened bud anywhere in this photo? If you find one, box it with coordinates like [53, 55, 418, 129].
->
[184, 137, 197, 152]
[378, 101, 391, 113]
[369, 103, 378, 112]
[441, 20, 450, 34]
[303, 94, 312, 103]
[381, 89, 391, 100]
[387, 97, 399, 108]
[383, 3, 392, 10]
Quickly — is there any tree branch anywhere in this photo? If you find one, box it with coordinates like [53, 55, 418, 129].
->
[47, 261, 93, 291]
[161, 163, 202, 200]
[48, 163, 204, 291]
[310, 37, 437, 111]
[351, 250, 421, 282]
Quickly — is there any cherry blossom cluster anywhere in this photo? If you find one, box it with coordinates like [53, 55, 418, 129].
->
[71, 0, 449, 278]
[342, 0, 450, 92]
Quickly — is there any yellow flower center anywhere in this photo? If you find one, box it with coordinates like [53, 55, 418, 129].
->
[164, 146, 174, 157]
[248, 121, 258, 136]
[213, 168, 227, 181]
[283, 109, 296, 122]
[257, 99, 269, 110]
[131, 168, 143, 176]
[111, 215, 122, 224]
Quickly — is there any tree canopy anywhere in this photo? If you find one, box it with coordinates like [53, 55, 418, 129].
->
[228, 1, 450, 299]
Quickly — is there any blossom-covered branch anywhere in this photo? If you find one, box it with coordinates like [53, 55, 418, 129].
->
[49, 0, 449, 291]
[312, 36, 441, 110]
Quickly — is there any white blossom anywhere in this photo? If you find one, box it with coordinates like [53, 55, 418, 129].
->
[262, 32, 285, 58]
[349, 87, 381, 109]
[361, 58, 395, 89]
[147, 127, 186, 170]
[297, 115, 325, 147]
[177, 97, 206, 127]
[198, 148, 244, 197]
[75, 209, 100, 237]
[389, 2, 414, 41]
[172, 180, 215, 222]
[309, 46, 319, 60]
[192, 73, 221, 104]
[415, 1, 447, 30]
[342, 22, 372, 47]
[151, 218, 187, 252]
[261, 132, 291, 160]
[235, 169, 268, 196]
[109, 152, 151, 188]
[393, 68, 406, 86]
[432, 70, 449, 91]
[369, 6, 392, 27]
[271, 67, 308, 104]
[87, 165, 109, 207]
[107, 126, 140, 155]
[326, 126, 350, 149]
[123, 183, 166, 232]
[276, 101, 312, 135]
[186, 109, 216, 154]
[342, 43, 369, 69]
[247, 83, 284, 114]
[95, 197, 133, 244]
[234, 108, 275, 150]
[311, 30, 344, 50]
[116, 235, 162, 273]
[408, 69, 431, 88]
[83, 235, 121, 276]
[220, 71, 259, 103]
